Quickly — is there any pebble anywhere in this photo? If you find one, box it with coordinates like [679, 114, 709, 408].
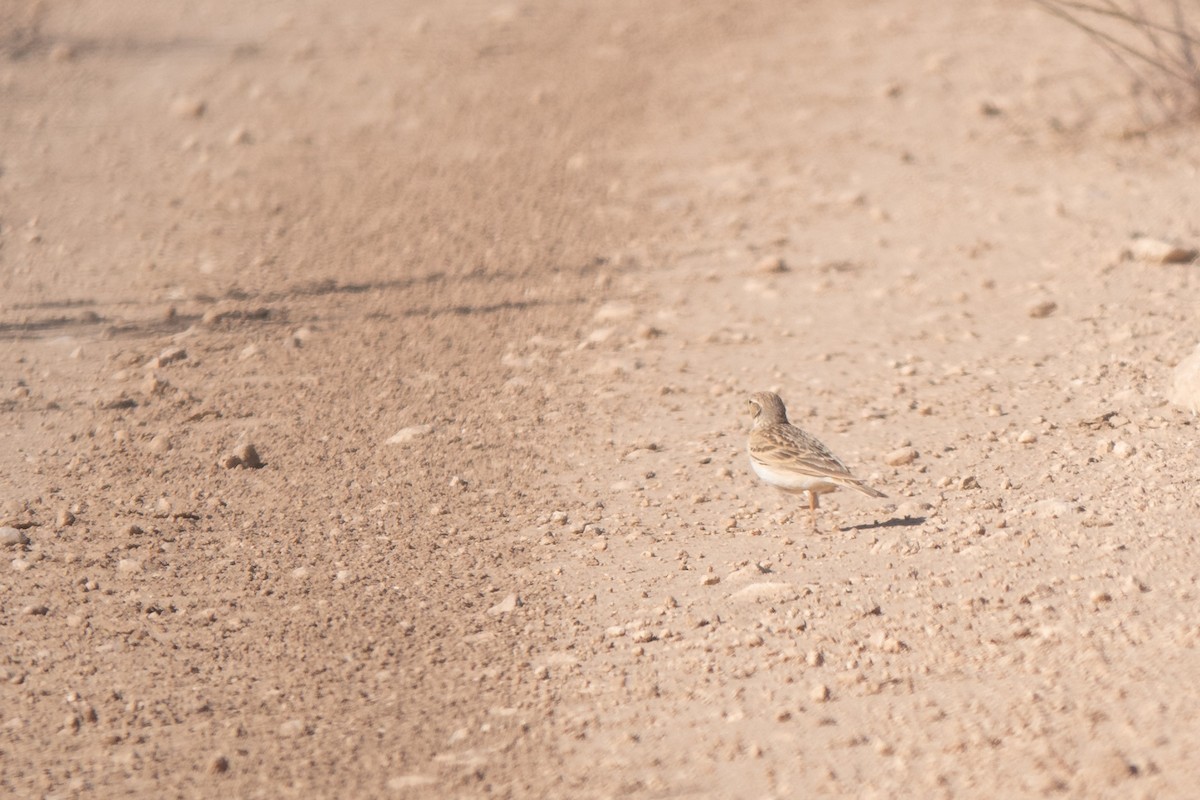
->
[117, 559, 142, 573]
[1169, 342, 1200, 414]
[1129, 236, 1198, 264]
[387, 776, 438, 790]
[806, 650, 824, 667]
[237, 443, 263, 468]
[593, 302, 635, 322]
[56, 510, 75, 528]
[140, 375, 165, 396]
[884, 446, 918, 466]
[0, 527, 29, 547]
[1112, 441, 1135, 459]
[487, 593, 519, 616]
[1028, 499, 1076, 518]
[386, 425, 434, 445]
[228, 125, 253, 145]
[156, 346, 187, 366]
[755, 255, 788, 274]
[209, 755, 229, 775]
[170, 96, 206, 118]
[278, 719, 306, 737]
[1017, 430, 1037, 444]
[810, 684, 831, 703]
[148, 434, 171, 454]
[222, 443, 264, 469]
[895, 501, 931, 517]
[1028, 300, 1057, 319]
[732, 582, 799, 603]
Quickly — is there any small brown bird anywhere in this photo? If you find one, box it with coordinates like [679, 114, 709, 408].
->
[746, 391, 885, 530]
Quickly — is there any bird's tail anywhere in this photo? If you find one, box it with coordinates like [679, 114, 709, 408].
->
[846, 479, 886, 498]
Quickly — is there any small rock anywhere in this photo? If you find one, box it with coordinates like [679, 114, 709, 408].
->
[386, 425, 434, 445]
[278, 719, 306, 738]
[755, 255, 788, 274]
[387, 775, 438, 790]
[56, 509, 75, 528]
[221, 454, 243, 469]
[228, 125, 253, 146]
[148, 434, 171, 454]
[140, 375, 166, 396]
[884, 446, 918, 466]
[1112, 441, 1135, 459]
[487, 593, 519, 616]
[806, 650, 824, 667]
[1169, 342, 1200, 414]
[1028, 300, 1057, 319]
[237, 443, 263, 469]
[117, 558, 142, 573]
[1017, 430, 1038, 444]
[810, 684, 831, 703]
[978, 99, 1003, 116]
[0, 527, 29, 547]
[732, 582, 799, 603]
[1028, 499, 1076, 518]
[170, 96, 207, 118]
[895, 500, 931, 517]
[157, 346, 187, 365]
[701, 574, 721, 586]
[208, 755, 229, 774]
[49, 42, 75, 62]
[1130, 236, 1197, 264]
[593, 302, 635, 322]
[636, 324, 663, 340]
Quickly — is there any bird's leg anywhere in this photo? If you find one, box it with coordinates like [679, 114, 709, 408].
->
[809, 491, 819, 531]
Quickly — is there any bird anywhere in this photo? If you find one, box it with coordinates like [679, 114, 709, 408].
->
[746, 391, 885, 530]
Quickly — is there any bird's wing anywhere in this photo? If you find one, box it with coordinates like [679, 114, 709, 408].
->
[749, 423, 854, 480]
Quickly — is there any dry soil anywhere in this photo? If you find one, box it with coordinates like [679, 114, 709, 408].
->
[3, 1, 1200, 798]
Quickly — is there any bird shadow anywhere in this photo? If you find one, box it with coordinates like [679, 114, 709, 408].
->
[840, 515, 925, 532]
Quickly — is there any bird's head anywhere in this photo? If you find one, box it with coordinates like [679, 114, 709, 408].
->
[747, 391, 788, 426]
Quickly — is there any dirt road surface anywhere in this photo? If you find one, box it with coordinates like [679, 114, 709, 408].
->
[4, 1, 1200, 797]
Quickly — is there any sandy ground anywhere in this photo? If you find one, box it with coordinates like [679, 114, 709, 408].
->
[4, 0, 1200, 797]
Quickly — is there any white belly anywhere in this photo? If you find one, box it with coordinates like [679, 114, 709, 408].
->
[750, 457, 838, 494]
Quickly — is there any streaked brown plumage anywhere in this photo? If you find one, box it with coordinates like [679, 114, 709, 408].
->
[747, 391, 885, 529]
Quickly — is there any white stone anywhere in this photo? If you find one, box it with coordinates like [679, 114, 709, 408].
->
[1170, 343, 1200, 414]
[386, 425, 434, 444]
